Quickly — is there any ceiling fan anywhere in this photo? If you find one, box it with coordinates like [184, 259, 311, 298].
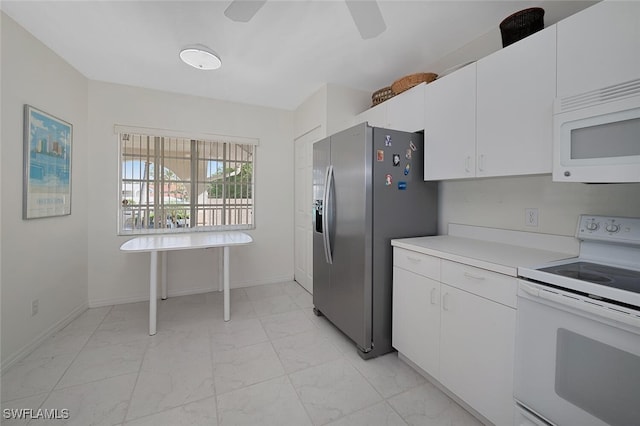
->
[224, 0, 387, 39]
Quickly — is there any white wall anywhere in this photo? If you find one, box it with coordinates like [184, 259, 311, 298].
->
[425, 1, 598, 76]
[293, 83, 369, 139]
[325, 84, 370, 135]
[87, 82, 295, 306]
[439, 175, 640, 236]
[1, 13, 89, 367]
[294, 85, 327, 140]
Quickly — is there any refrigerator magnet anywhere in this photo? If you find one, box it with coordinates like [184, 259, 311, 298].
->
[385, 135, 392, 146]
[405, 148, 412, 160]
[377, 150, 384, 162]
[385, 174, 393, 186]
[404, 164, 410, 175]
[392, 154, 400, 166]
[398, 181, 407, 190]
[409, 141, 417, 152]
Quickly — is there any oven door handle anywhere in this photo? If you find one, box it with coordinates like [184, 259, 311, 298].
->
[521, 282, 640, 329]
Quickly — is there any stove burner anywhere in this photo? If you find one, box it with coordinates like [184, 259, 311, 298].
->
[554, 269, 614, 283]
[538, 261, 640, 295]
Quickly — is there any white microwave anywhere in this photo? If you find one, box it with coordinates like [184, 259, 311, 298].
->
[553, 78, 640, 183]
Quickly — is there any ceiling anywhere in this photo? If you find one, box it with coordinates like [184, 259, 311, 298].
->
[1, 1, 596, 111]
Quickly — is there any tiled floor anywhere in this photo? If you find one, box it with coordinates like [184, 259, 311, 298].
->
[1, 281, 483, 426]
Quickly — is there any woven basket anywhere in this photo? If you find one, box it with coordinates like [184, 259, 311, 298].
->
[372, 86, 395, 106]
[500, 8, 544, 47]
[391, 72, 437, 95]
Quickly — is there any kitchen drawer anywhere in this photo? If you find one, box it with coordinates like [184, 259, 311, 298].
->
[441, 260, 517, 308]
[393, 248, 440, 281]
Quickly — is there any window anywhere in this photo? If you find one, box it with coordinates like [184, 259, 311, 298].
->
[119, 131, 255, 234]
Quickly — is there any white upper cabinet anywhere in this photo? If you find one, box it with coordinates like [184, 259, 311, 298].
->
[557, 1, 640, 98]
[476, 25, 556, 177]
[385, 83, 426, 132]
[424, 25, 557, 181]
[355, 83, 426, 132]
[355, 100, 387, 128]
[424, 63, 477, 180]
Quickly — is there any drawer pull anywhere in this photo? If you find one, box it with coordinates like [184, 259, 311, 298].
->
[464, 272, 486, 281]
[407, 256, 422, 263]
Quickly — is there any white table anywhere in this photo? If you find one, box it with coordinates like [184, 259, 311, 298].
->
[120, 231, 253, 335]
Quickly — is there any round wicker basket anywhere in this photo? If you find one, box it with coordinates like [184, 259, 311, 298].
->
[500, 7, 544, 47]
[371, 86, 395, 106]
[391, 72, 437, 95]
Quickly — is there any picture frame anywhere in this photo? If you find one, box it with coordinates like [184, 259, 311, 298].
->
[23, 105, 73, 219]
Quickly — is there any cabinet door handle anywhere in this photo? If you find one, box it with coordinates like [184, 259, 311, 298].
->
[465, 156, 471, 173]
[464, 272, 486, 281]
[478, 154, 485, 172]
[430, 287, 437, 305]
[442, 293, 450, 311]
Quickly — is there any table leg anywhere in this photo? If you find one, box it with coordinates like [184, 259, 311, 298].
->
[149, 251, 158, 336]
[218, 247, 223, 293]
[161, 251, 168, 300]
[224, 246, 230, 322]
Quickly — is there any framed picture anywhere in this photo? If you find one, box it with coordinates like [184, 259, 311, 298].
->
[23, 105, 73, 219]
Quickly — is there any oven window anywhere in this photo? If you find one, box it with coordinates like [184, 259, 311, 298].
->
[570, 117, 640, 159]
[555, 328, 640, 426]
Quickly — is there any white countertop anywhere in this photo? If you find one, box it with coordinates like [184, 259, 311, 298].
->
[120, 231, 253, 252]
[392, 227, 578, 277]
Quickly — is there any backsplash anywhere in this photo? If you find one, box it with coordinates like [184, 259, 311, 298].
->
[438, 175, 640, 236]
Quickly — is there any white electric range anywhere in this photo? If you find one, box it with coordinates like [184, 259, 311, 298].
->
[515, 215, 640, 426]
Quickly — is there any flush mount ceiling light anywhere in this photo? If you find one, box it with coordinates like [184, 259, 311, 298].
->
[179, 45, 222, 70]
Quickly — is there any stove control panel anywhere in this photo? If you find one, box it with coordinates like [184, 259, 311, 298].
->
[578, 215, 640, 245]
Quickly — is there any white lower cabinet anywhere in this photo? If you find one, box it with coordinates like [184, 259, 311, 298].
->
[392, 266, 440, 375]
[440, 284, 516, 426]
[392, 247, 516, 426]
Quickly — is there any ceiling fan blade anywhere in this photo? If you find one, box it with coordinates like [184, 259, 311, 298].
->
[345, 0, 386, 39]
[224, 0, 267, 23]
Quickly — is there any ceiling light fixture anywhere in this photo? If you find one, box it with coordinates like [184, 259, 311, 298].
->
[179, 45, 222, 70]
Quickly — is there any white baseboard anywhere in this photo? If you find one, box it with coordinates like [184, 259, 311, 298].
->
[88, 275, 296, 308]
[89, 294, 152, 308]
[233, 274, 295, 289]
[1, 303, 88, 374]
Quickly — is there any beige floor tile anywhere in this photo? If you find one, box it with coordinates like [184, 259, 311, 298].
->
[289, 358, 383, 425]
[217, 376, 311, 426]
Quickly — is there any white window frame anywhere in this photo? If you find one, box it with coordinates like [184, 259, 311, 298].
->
[116, 126, 258, 235]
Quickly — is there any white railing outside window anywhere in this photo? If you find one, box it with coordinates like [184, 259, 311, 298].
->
[118, 131, 255, 235]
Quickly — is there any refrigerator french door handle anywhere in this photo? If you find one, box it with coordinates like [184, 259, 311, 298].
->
[322, 165, 334, 265]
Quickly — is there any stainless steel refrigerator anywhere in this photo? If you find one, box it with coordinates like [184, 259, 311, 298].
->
[312, 122, 437, 359]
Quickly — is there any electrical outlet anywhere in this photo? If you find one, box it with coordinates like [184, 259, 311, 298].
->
[31, 299, 39, 316]
[525, 208, 539, 227]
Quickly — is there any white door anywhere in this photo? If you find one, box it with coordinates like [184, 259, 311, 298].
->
[392, 266, 440, 377]
[294, 126, 322, 293]
[424, 63, 477, 180]
[557, 1, 640, 98]
[440, 283, 516, 426]
[476, 25, 556, 177]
